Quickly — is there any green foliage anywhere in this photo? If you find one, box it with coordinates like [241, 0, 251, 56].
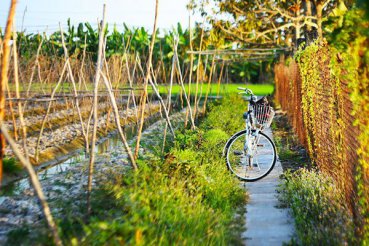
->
[202, 96, 245, 135]
[3, 157, 22, 174]
[327, 8, 369, 51]
[279, 169, 354, 245]
[155, 83, 275, 97]
[277, 5, 369, 243]
[62, 96, 246, 245]
[7, 20, 271, 84]
[325, 6, 369, 242]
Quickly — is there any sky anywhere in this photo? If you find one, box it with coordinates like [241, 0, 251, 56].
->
[0, 0, 203, 33]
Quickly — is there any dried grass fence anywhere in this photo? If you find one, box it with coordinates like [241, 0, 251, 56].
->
[274, 43, 369, 238]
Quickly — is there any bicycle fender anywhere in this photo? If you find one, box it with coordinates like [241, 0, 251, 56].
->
[222, 130, 246, 157]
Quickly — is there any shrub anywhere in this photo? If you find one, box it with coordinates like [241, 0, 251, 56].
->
[202, 96, 245, 135]
[279, 168, 354, 245]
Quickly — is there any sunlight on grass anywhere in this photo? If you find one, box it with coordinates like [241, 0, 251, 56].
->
[153, 83, 274, 96]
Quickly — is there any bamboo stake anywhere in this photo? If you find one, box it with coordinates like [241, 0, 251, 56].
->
[202, 56, 216, 113]
[184, 14, 194, 129]
[196, 54, 208, 116]
[4, 43, 16, 135]
[174, 46, 196, 129]
[1, 125, 62, 246]
[5, 79, 17, 140]
[216, 60, 225, 97]
[134, 0, 160, 159]
[12, 28, 29, 159]
[0, 0, 17, 187]
[87, 4, 106, 215]
[78, 34, 88, 91]
[26, 38, 44, 97]
[100, 72, 137, 167]
[35, 62, 68, 162]
[193, 22, 205, 118]
[85, 102, 94, 155]
[136, 56, 175, 136]
[162, 40, 177, 153]
[125, 52, 138, 121]
[59, 24, 88, 155]
[121, 36, 136, 118]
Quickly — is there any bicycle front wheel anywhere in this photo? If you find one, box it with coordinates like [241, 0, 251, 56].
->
[225, 130, 276, 182]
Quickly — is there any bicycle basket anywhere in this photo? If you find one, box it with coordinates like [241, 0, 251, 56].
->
[252, 104, 275, 128]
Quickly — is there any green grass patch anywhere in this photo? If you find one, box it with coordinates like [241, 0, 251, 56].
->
[279, 169, 354, 245]
[32, 96, 247, 245]
[3, 157, 22, 174]
[154, 83, 274, 96]
[11, 82, 274, 97]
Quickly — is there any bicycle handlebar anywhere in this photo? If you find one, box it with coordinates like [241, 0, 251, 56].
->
[237, 87, 254, 95]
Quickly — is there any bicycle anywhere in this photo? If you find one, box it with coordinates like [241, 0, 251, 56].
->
[223, 87, 277, 182]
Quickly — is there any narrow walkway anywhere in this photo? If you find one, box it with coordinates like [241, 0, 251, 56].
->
[243, 128, 295, 245]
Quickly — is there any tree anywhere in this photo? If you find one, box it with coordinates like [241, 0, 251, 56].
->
[193, 0, 342, 46]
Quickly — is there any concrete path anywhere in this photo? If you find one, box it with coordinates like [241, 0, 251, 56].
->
[242, 128, 295, 245]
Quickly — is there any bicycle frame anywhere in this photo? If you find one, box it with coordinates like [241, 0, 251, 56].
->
[244, 100, 258, 159]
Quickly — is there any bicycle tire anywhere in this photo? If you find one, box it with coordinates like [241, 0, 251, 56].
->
[224, 130, 276, 182]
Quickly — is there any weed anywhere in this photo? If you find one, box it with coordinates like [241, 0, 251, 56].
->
[3, 157, 22, 174]
[48, 96, 248, 245]
[279, 169, 354, 245]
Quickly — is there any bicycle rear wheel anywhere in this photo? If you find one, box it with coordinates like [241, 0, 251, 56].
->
[225, 130, 276, 182]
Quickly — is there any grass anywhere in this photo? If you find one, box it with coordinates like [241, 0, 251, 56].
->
[8, 96, 247, 245]
[65, 96, 247, 245]
[278, 169, 354, 245]
[10, 82, 274, 97]
[273, 111, 354, 245]
[154, 83, 274, 96]
[3, 157, 22, 174]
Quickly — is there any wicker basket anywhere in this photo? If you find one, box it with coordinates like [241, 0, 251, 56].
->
[252, 104, 275, 128]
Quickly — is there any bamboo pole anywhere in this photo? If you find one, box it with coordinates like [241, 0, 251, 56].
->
[162, 39, 177, 153]
[59, 24, 88, 155]
[100, 72, 137, 167]
[78, 34, 88, 91]
[196, 54, 208, 115]
[0, 0, 17, 187]
[1, 125, 62, 246]
[193, 22, 205, 119]
[174, 46, 196, 129]
[184, 14, 194, 129]
[5, 78, 17, 140]
[12, 27, 29, 159]
[87, 4, 106, 215]
[125, 52, 138, 121]
[202, 56, 216, 113]
[216, 60, 225, 97]
[26, 38, 44, 97]
[35, 62, 68, 162]
[134, 0, 160, 159]
[136, 56, 175, 137]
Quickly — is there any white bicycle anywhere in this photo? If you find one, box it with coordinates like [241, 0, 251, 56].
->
[223, 87, 276, 182]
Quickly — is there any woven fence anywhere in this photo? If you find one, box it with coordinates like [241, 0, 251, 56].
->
[274, 43, 369, 238]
